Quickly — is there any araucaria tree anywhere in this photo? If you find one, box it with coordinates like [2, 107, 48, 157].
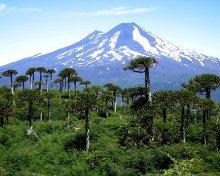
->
[80, 80, 91, 89]
[73, 88, 98, 151]
[153, 90, 174, 123]
[124, 56, 158, 103]
[26, 67, 36, 89]
[198, 99, 215, 146]
[0, 87, 13, 127]
[190, 74, 220, 99]
[15, 75, 28, 90]
[16, 90, 41, 127]
[59, 68, 76, 97]
[42, 91, 54, 122]
[188, 74, 220, 145]
[2, 69, 18, 94]
[47, 68, 56, 88]
[175, 90, 197, 143]
[70, 75, 82, 96]
[103, 83, 121, 112]
[36, 67, 46, 91]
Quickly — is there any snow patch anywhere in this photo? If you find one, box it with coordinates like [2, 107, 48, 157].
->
[109, 31, 120, 50]
[89, 49, 104, 58]
[133, 26, 158, 55]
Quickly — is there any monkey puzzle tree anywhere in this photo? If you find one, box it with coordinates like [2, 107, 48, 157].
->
[2, 69, 18, 94]
[34, 81, 44, 91]
[0, 87, 13, 127]
[42, 91, 54, 122]
[58, 70, 66, 90]
[181, 81, 199, 125]
[153, 90, 175, 123]
[70, 75, 82, 96]
[124, 87, 145, 107]
[129, 101, 158, 145]
[26, 67, 36, 89]
[175, 90, 197, 143]
[43, 74, 50, 92]
[47, 68, 56, 88]
[89, 85, 101, 98]
[124, 56, 158, 103]
[36, 67, 46, 91]
[16, 90, 41, 127]
[73, 88, 98, 151]
[80, 80, 91, 89]
[59, 68, 76, 96]
[15, 75, 28, 90]
[53, 77, 63, 97]
[99, 90, 114, 117]
[190, 74, 220, 99]
[198, 98, 216, 146]
[103, 83, 121, 112]
[60, 97, 74, 127]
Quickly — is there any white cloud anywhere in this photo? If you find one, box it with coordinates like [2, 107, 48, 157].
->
[0, 3, 6, 11]
[70, 7, 158, 16]
[9, 7, 41, 12]
[0, 2, 41, 13]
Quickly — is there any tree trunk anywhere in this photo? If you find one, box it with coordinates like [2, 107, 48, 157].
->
[186, 104, 190, 126]
[193, 108, 197, 123]
[10, 75, 15, 95]
[47, 99, 51, 122]
[114, 100, 117, 112]
[33, 73, 35, 83]
[67, 76, 70, 97]
[64, 78, 67, 89]
[46, 77, 49, 92]
[74, 82, 77, 97]
[0, 115, 4, 127]
[11, 85, 15, 95]
[202, 109, 208, 146]
[85, 109, 90, 151]
[121, 96, 124, 107]
[162, 107, 167, 123]
[148, 115, 154, 142]
[30, 75, 33, 89]
[39, 72, 42, 90]
[67, 111, 70, 127]
[50, 74, 53, 89]
[144, 68, 151, 103]
[40, 111, 43, 121]
[28, 101, 33, 127]
[10, 75, 13, 87]
[206, 89, 211, 99]
[181, 106, 186, 143]
[22, 82, 25, 90]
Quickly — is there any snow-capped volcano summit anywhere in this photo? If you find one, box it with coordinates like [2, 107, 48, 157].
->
[1, 22, 220, 88]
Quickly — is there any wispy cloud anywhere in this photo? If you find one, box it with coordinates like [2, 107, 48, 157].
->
[69, 7, 158, 16]
[0, 3, 6, 11]
[9, 7, 41, 12]
[0, 2, 41, 13]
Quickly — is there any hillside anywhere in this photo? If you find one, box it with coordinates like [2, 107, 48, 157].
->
[0, 110, 219, 175]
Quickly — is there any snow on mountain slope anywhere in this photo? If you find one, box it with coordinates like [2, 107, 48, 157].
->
[67, 22, 217, 68]
[1, 22, 220, 87]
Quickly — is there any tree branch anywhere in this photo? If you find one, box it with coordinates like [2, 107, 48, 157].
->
[132, 69, 144, 73]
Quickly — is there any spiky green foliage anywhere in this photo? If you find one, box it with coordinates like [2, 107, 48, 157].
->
[124, 56, 158, 102]
[15, 75, 28, 89]
[189, 74, 220, 98]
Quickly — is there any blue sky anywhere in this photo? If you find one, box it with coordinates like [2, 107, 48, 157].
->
[0, 0, 219, 66]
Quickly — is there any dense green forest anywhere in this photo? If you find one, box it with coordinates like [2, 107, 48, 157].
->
[0, 57, 219, 175]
